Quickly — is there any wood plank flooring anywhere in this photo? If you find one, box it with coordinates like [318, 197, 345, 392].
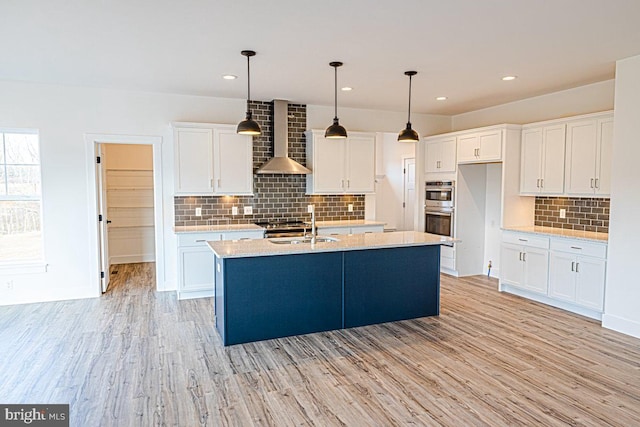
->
[1, 262, 639, 426]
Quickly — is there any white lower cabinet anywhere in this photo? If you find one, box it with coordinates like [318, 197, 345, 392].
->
[500, 234, 550, 295]
[177, 230, 264, 299]
[500, 231, 607, 319]
[548, 240, 607, 311]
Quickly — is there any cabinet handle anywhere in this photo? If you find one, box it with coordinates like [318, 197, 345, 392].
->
[518, 238, 528, 242]
[341, 179, 344, 188]
[523, 252, 527, 262]
[595, 178, 599, 189]
[195, 239, 206, 242]
[576, 262, 580, 273]
[218, 178, 221, 188]
[210, 178, 214, 188]
[540, 178, 544, 188]
[570, 246, 582, 250]
[590, 178, 594, 188]
[347, 180, 350, 188]
[571, 261, 575, 271]
[519, 252, 522, 261]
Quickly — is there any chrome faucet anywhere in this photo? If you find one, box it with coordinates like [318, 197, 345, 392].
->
[310, 205, 317, 244]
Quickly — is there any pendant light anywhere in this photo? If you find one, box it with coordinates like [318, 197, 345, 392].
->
[325, 61, 348, 139]
[237, 50, 262, 135]
[398, 70, 419, 142]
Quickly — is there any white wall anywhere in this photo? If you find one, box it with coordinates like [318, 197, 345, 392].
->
[0, 80, 246, 305]
[452, 80, 615, 130]
[602, 55, 640, 338]
[373, 133, 416, 231]
[484, 164, 502, 278]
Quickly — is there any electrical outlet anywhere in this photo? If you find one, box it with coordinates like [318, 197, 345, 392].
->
[6, 280, 13, 290]
[307, 205, 314, 213]
[348, 204, 354, 212]
[232, 206, 238, 216]
[559, 208, 566, 219]
[195, 207, 202, 217]
[244, 206, 253, 215]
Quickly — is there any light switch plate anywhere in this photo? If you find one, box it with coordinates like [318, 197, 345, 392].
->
[244, 206, 253, 215]
[232, 206, 238, 216]
[559, 208, 566, 219]
[307, 205, 314, 213]
[348, 204, 354, 212]
[195, 207, 202, 216]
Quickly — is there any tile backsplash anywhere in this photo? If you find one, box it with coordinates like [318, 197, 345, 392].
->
[535, 196, 610, 233]
[174, 101, 365, 226]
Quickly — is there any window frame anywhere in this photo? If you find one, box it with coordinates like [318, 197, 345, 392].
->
[0, 128, 46, 273]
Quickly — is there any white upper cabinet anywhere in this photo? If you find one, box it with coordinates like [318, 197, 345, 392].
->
[306, 130, 375, 194]
[457, 129, 502, 163]
[173, 123, 253, 196]
[174, 128, 214, 194]
[213, 127, 253, 195]
[424, 136, 456, 173]
[520, 124, 566, 195]
[565, 114, 613, 196]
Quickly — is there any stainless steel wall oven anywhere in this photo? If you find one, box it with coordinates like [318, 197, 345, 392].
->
[425, 181, 455, 238]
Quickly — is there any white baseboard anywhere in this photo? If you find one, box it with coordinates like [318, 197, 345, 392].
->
[110, 254, 155, 265]
[602, 313, 640, 339]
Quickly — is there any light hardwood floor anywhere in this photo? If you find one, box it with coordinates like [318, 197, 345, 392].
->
[1, 262, 639, 426]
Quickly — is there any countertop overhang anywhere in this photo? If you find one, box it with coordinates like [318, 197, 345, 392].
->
[208, 231, 456, 259]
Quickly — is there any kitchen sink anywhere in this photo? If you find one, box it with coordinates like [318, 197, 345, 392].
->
[268, 236, 339, 245]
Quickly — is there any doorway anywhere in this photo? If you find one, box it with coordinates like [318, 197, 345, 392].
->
[85, 134, 164, 295]
[403, 157, 416, 230]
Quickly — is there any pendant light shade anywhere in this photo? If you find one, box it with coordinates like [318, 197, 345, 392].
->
[398, 70, 419, 142]
[325, 61, 347, 139]
[237, 50, 262, 135]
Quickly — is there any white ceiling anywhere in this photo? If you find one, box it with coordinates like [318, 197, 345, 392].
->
[2, 0, 640, 115]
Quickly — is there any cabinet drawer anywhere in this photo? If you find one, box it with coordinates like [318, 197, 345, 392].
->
[441, 245, 455, 259]
[222, 230, 265, 240]
[441, 255, 455, 270]
[319, 227, 350, 235]
[352, 225, 384, 234]
[177, 232, 223, 247]
[550, 238, 607, 258]
[502, 233, 549, 249]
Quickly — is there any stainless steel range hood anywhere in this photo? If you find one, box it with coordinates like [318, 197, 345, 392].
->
[256, 99, 311, 174]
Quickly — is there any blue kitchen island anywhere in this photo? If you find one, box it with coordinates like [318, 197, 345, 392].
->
[208, 231, 455, 346]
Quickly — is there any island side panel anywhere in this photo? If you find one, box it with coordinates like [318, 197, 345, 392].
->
[343, 245, 441, 328]
[221, 252, 343, 346]
[214, 254, 225, 344]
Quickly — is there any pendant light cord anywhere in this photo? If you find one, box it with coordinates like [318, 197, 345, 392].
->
[407, 74, 412, 123]
[334, 65, 338, 120]
[246, 54, 251, 107]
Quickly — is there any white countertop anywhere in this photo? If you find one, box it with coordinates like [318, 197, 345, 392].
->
[311, 220, 386, 228]
[174, 224, 264, 234]
[503, 226, 608, 242]
[208, 231, 456, 259]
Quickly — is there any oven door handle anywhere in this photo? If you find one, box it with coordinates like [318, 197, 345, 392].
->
[425, 211, 453, 216]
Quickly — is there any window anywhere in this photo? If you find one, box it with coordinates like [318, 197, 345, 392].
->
[0, 130, 43, 265]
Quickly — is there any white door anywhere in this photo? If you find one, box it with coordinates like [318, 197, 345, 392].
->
[595, 118, 614, 195]
[522, 247, 549, 295]
[174, 128, 213, 194]
[314, 136, 346, 193]
[97, 144, 110, 293]
[575, 256, 606, 311]
[439, 138, 457, 173]
[565, 120, 597, 194]
[214, 128, 253, 195]
[500, 244, 524, 287]
[548, 252, 576, 302]
[424, 142, 441, 173]
[457, 134, 479, 163]
[478, 130, 502, 161]
[403, 158, 416, 231]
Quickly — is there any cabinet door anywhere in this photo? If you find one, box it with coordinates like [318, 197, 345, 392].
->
[346, 135, 375, 193]
[313, 136, 346, 193]
[425, 141, 442, 173]
[439, 138, 457, 172]
[174, 128, 213, 194]
[520, 128, 543, 193]
[548, 251, 577, 302]
[595, 118, 613, 195]
[214, 128, 253, 195]
[540, 124, 566, 194]
[478, 130, 502, 162]
[575, 256, 606, 311]
[457, 134, 479, 163]
[179, 246, 214, 293]
[500, 243, 524, 287]
[523, 247, 549, 294]
[565, 120, 597, 194]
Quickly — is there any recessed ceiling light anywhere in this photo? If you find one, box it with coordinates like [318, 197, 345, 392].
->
[341, 87, 353, 91]
[222, 74, 237, 80]
[502, 75, 517, 81]
[435, 96, 448, 101]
